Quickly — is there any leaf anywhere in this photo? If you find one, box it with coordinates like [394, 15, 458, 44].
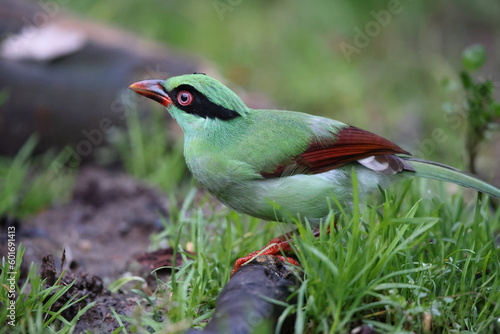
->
[462, 44, 486, 71]
[459, 71, 473, 89]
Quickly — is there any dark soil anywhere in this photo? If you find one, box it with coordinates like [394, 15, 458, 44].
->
[1, 166, 182, 333]
[20, 166, 170, 279]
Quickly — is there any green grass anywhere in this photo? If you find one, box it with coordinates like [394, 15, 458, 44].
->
[0, 245, 95, 334]
[289, 183, 500, 333]
[0, 137, 76, 218]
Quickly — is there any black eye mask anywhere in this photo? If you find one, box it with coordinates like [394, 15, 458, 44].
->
[170, 84, 241, 120]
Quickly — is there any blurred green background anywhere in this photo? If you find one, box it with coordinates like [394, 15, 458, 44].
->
[64, 0, 500, 167]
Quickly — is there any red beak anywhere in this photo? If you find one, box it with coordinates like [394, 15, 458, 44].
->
[129, 80, 173, 107]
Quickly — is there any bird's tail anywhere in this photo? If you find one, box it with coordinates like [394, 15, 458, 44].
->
[403, 157, 500, 198]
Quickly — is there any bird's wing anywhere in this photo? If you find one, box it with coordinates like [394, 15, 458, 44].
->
[261, 125, 414, 178]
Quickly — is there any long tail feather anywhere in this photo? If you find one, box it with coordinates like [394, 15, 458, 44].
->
[403, 157, 500, 198]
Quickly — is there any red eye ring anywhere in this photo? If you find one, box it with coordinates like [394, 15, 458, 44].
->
[177, 91, 193, 106]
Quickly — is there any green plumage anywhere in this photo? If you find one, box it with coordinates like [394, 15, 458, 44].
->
[403, 158, 500, 198]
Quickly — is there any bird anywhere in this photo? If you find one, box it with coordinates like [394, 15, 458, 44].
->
[129, 73, 500, 271]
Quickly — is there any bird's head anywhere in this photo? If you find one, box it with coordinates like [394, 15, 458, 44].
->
[129, 74, 249, 130]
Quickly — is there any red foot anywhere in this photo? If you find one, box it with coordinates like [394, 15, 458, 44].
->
[231, 242, 298, 276]
[231, 227, 327, 276]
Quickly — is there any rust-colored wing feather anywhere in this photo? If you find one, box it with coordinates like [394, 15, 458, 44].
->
[262, 126, 412, 178]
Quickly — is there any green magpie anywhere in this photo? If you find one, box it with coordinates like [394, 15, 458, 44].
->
[130, 73, 500, 272]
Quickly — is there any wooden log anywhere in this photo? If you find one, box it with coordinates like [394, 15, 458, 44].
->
[186, 256, 300, 334]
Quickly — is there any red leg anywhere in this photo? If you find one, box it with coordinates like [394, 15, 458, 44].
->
[231, 240, 297, 276]
[231, 226, 328, 276]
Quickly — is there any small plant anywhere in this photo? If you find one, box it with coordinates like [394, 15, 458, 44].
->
[459, 44, 500, 173]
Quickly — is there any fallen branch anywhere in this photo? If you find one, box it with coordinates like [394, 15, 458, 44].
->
[186, 255, 300, 334]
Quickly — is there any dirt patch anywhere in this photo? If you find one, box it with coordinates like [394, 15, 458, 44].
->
[1, 166, 181, 332]
[19, 166, 170, 280]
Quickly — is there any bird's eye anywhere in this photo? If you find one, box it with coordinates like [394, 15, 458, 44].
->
[177, 91, 193, 106]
